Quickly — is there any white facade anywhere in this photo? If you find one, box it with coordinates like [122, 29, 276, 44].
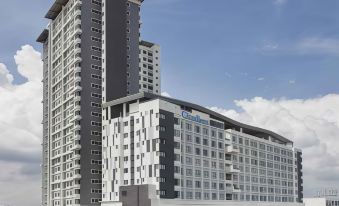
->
[101, 94, 303, 205]
[139, 41, 161, 95]
[304, 197, 339, 206]
[41, 1, 84, 205]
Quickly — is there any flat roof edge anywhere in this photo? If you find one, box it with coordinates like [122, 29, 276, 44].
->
[103, 92, 294, 144]
[45, 0, 70, 20]
[36, 29, 49, 43]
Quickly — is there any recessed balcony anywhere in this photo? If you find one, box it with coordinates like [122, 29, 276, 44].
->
[74, 105, 81, 112]
[74, 9, 81, 18]
[74, 76, 81, 83]
[74, 135, 81, 141]
[74, 174, 81, 179]
[226, 165, 240, 173]
[74, 125, 81, 131]
[74, 66, 81, 73]
[74, 154, 81, 160]
[74, 56, 82, 64]
[74, 38, 81, 45]
[74, 114, 82, 121]
[74, 144, 81, 150]
[74, 47, 81, 54]
[74, 86, 82, 92]
[75, 18, 82, 26]
[225, 138, 231, 145]
[233, 185, 241, 193]
[226, 146, 239, 154]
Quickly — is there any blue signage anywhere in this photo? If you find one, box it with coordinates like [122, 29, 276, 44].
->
[182, 111, 209, 125]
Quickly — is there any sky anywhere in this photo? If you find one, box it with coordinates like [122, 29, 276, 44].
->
[0, 0, 339, 205]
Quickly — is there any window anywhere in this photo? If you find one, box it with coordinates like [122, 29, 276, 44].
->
[91, 198, 101, 203]
[91, 83, 102, 89]
[91, 9, 102, 15]
[91, 93, 102, 99]
[91, 36, 102, 43]
[195, 136, 201, 144]
[91, 102, 101, 108]
[195, 126, 200, 133]
[203, 149, 208, 157]
[91, 112, 102, 117]
[91, 131, 101, 136]
[91, 169, 102, 174]
[91, 140, 102, 146]
[203, 139, 209, 146]
[92, 18, 102, 25]
[91, 64, 102, 71]
[159, 113, 166, 119]
[91, 46, 102, 52]
[91, 55, 102, 61]
[91, 121, 102, 127]
[91, 0, 102, 6]
[91, 74, 102, 80]
[91, 27, 102, 34]
[91, 160, 102, 165]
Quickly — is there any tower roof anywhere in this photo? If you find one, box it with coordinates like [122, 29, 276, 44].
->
[45, 0, 70, 20]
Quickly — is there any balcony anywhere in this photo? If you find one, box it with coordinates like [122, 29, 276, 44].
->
[74, 114, 82, 121]
[74, 144, 82, 150]
[74, 47, 81, 54]
[74, 56, 82, 64]
[225, 138, 231, 145]
[74, 134, 81, 141]
[226, 146, 239, 154]
[74, 66, 81, 73]
[74, 9, 81, 18]
[74, 105, 81, 112]
[74, 76, 81, 83]
[74, 154, 81, 160]
[74, 96, 81, 102]
[224, 159, 232, 165]
[226, 165, 240, 173]
[74, 86, 82, 92]
[75, 18, 82, 26]
[75, 0, 82, 7]
[74, 125, 81, 131]
[225, 185, 233, 193]
[74, 164, 81, 169]
[74, 38, 81, 45]
[233, 185, 241, 193]
[74, 174, 81, 179]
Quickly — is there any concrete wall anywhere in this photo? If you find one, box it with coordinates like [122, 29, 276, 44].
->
[153, 199, 305, 206]
[303, 198, 326, 206]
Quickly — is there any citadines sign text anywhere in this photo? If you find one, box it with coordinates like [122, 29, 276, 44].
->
[182, 111, 209, 125]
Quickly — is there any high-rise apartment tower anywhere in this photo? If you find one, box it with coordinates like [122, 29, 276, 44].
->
[37, 0, 160, 205]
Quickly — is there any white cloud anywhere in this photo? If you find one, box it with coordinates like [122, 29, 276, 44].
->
[289, 80, 296, 84]
[210, 94, 339, 196]
[161, 91, 172, 97]
[257, 77, 265, 81]
[0, 63, 14, 88]
[0, 45, 42, 206]
[297, 37, 339, 56]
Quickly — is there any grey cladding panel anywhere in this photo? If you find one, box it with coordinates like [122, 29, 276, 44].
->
[105, 0, 128, 101]
[159, 110, 175, 199]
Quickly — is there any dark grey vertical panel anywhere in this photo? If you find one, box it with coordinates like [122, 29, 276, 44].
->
[159, 110, 175, 199]
[105, 0, 128, 101]
[79, 0, 103, 204]
[126, 2, 141, 95]
[297, 151, 303, 203]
